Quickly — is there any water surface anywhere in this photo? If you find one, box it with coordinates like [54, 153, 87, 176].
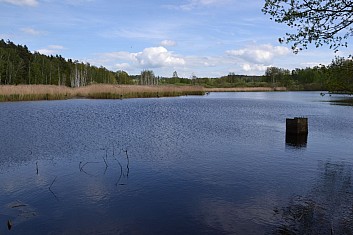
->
[0, 92, 352, 234]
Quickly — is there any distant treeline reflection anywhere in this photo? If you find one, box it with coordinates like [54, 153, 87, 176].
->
[272, 161, 353, 234]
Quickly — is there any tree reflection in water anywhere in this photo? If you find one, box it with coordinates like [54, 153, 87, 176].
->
[273, 161, 353, 235]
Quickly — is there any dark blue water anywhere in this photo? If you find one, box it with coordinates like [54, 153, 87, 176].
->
[0, 92, 352, 234]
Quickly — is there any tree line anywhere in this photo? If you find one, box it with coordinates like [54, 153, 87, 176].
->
[1, 39, 352, 93]
[264, 57, 353, 93]
[0, 39, 115, 87]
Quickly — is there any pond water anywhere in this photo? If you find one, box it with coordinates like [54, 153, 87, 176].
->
[0, 92, 353, 234]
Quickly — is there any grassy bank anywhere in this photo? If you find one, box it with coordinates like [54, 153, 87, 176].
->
[0, 84, 205, 102]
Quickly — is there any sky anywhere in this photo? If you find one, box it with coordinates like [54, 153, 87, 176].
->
[0, 0, 351, 78]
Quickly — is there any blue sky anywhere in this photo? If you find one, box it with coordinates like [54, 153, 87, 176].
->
[0, 0, 351, 77]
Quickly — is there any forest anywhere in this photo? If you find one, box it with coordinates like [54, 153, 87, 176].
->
[1, 39, 352, 93]
[0, 39, 116, 87]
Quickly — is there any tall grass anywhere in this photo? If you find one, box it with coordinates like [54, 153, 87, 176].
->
[0, 85, 73, 102]
[0, 84, 205, 102]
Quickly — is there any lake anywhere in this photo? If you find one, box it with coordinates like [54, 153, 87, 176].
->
[0, 92, 352, 234]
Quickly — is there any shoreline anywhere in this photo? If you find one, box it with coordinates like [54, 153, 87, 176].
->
[204, 87, 287, 92]
[0, 84, 287, 102]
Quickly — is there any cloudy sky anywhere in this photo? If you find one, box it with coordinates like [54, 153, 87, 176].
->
[0, 0, 351, 77]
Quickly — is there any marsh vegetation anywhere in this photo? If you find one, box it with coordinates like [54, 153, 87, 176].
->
[0, 84, 205, 102]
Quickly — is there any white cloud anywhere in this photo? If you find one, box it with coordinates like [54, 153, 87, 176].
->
[160, 40, 177, 47]
[226, 44, 290, 65]
[115, 63, 131, 71]
[102, 51, 138, 62]
[35, 45, 65, 55]
[100, 47, 185, 69]
[0, 0, 38, 6]
[242, 64, 268, 72]
[95, 46, 274, 76]
[91, 42, 300, 77]
[136, 47, 185, 67]
[21, 27, 44, 36]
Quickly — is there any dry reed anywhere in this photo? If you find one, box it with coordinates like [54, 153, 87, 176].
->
[0, 84, 205, 102]
[0, 85, 288, 102]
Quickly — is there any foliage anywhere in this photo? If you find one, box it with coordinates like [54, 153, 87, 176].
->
[265, 67, 291, 86]
[263, 0, 353, 52]
[326, 57, 353, 92]
[267, 57, 353, 92]
[160, 73, 266, 88]
[0, 39, 117, 87]
[116, 70, 134, 84]
[140, 70, 159, 85]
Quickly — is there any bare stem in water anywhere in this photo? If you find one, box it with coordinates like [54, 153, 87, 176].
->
[49, 176, 57, 190]
[49, 176, 59, 201]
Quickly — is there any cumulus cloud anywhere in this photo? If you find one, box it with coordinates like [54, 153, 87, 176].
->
[95, 45, 290, 76]
[226, 44, 290, 65]
[0, 0, 38, 6]
[21, 27, 43, 36]
[101, 46, 185, 69]
[241, 64, 268, 72]
[136, 47, 185, 67]
[36, 45, 65, 55]
[160, 40, 176, 47]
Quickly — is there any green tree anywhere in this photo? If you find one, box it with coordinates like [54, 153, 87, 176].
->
[116, 70, 133, 84]
[265, 66, 290, 85]
[291, 66, 327, 90]
[140, 70, 158, 85]
[327, 57, 353, 92]
[171, 71, 180, 84]
[263, 0, 353, 52]
[0, 39, 118, 87]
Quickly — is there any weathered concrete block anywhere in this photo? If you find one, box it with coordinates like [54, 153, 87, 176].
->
[286, 117, 308, 134]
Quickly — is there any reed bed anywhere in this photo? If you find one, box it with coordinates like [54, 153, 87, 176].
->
[77, 84, 205, 99]
[0, 84, 205, 102]
[0, 85, 74, 102]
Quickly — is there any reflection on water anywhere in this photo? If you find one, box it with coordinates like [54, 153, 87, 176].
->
[273, 161, 353, 234]
[0, 92, 353, 234]
[285, 133, 308, 148]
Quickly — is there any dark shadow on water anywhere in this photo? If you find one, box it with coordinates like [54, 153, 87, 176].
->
[271, 161, 353, 234]
[285, 133, 308, 148]
[327, 95, 353, 106]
